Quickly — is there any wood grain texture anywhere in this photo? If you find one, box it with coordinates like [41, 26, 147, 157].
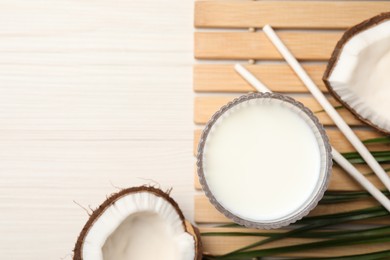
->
[199, 227, 390, 257]
[0, 1, 194, 259]
[195, 31, 341, 60]
[194, 63, 327, 92]
[195, 1, 390, 29]
[194, 96, 362, 125]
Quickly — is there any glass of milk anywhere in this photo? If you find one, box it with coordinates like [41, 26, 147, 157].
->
[197, 92, 332, 229]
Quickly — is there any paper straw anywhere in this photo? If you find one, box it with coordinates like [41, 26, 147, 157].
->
[234, 64, 390, 212]
[262, 24, 390, 192]
[234, 64, 271, 93]
[332, 150, 390, 211]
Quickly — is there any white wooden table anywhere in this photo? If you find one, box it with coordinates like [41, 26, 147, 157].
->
[0, 1, 194, 259]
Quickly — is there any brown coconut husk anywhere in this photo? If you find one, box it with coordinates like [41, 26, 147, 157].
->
[323, 12, 390, 135]
[73, 186, 202, 260]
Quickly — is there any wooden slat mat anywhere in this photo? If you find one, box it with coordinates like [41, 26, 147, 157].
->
[194, 64, 327, 92]
[194, 96, 363, 125]
[195, 1, 390, 29]
[195, 31, 340, 60]
[194, 1, 390, 258]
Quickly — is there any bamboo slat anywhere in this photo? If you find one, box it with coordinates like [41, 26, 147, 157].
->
[194, 63, 327, 93]
[195, 32, 341, 60]
[195, 1, 390, 29]
[199, 227, 390, 257]
[194, 96, 361, 125]
[195, 195, 385, 223]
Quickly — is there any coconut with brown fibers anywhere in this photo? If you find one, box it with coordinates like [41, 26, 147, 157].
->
[324, 12, 390, 134]
[73, 186, 202, 260]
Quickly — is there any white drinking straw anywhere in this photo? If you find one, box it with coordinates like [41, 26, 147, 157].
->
[234, 64, 272, 93]
[234, 64, 390, 212]
[262, 24, 390, 192]
[332, 150, 390, 212]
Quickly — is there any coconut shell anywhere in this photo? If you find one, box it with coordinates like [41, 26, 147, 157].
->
[73, 186, 202, 260]
[323, 12, 390, 135]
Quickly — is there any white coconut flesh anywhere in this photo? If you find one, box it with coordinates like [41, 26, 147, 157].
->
[327, 19, 390, 131]
[81, 192, 195, 260]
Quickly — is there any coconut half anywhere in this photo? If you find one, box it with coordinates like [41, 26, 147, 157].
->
[324, 12, 390, 134]
[73, 186, 201, 260]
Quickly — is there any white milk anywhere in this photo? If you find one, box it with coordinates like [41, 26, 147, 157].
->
[202, 99, 322, 221]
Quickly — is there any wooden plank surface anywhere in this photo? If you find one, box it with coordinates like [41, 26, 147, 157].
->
[199, 227, 390, 257]
[195, 32, 341, 60]
[195, 1, 390, 29]
[0, 0, 195, 259]
[194, 63, 327, 92]
[194, 96, 362, 125]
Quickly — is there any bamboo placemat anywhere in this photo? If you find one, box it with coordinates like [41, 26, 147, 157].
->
[194, 0, 390, 258]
